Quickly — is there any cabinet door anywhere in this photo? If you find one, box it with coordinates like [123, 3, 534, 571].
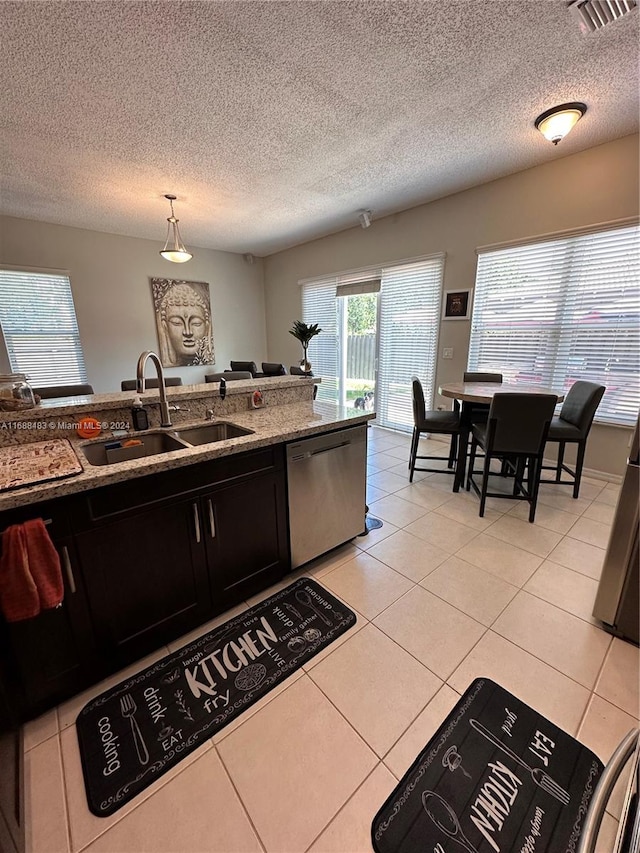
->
[0, 505, 98, 719]
[74, 499, 211, 668]
[204, 470, 288, 611]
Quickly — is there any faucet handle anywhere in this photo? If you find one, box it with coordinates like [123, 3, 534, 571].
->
[205, 408, 215, 420]
[169, 404, 189, 413]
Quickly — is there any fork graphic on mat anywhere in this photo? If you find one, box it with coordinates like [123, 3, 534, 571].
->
[120, 693, 149, 766]
[470, 719, 570, 805]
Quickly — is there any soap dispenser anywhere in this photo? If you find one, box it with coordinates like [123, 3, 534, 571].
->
[131, 396, 149, 431]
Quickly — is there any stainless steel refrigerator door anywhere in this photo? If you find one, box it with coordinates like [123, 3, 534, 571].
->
[593, 418, 640, 630]
[287, 424, 367, 569]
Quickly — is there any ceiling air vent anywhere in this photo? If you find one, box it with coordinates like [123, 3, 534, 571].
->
[568, 0, 637, 33]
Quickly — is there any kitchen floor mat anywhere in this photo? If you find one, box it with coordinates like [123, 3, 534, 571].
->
[371, 678, 604, 853]
[77, 576, 355, 817]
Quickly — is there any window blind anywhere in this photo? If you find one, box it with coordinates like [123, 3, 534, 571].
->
[377, 256, 445, 431]
[469, 224, 640, 426]
[0, 269, 88, 387]
[301, 278, 338, 402]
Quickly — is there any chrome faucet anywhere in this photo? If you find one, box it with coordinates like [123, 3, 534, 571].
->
[136, 350, 173, 428]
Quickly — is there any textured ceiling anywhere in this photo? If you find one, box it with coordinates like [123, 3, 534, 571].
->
[1, 1, 638, 256]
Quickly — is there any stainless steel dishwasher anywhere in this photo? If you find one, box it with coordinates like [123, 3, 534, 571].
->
[287, 424, 367, 568]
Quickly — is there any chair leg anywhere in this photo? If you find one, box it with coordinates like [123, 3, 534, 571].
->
[529, 456, 543, 522]
[479, 453, 491, 517]
[556, 442, 565, 482]
[573, 441, 586, 499]
[466, 437, 478, 491]
[409, 428, 418, 483]
[513, 458, 525, 496]
[447, 433, 457, 469]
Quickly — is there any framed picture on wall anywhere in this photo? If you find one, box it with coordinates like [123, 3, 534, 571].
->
[442, 289, 472, 320]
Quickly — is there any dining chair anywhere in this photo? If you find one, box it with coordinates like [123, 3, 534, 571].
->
[290, 365, 314, 376]
[261, 362, 287, 376]
[466, 392, 557, 522]
[409, 376, 460, 482]
[460, 371, 503, 421]
[230, 361, 259, 377]
[540, 381, 605, 498]
[33, 383, 94, 398]
[205, 371, 252, 382]
[120, 377, 182, 391]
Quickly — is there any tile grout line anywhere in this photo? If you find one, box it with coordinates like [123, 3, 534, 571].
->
[213, 742, 268, 853]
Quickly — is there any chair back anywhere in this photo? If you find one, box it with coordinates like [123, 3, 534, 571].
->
[205, 371, 252, 382]
[411, 376, 426, 426]
[559, 381, 606, 436]
[230, 361, 258, 377]
[261, 362, 287, 376]
[121, 377, 182, 391]
[34, 383, 94, 398]
[487, 393, 557, 455]
[464, 372, 503, 383]
[290, 365, 314, 376]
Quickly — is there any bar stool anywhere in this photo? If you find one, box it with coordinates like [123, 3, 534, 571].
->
[409, 376, 460, 483]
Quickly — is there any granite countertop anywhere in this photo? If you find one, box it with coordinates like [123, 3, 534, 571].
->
[0, 376, 313, 420]
[0, 400, 375, 512]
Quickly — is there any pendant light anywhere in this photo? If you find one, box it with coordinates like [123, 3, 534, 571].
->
[160, 194, 193, 263]
[534, 102, 587, 145]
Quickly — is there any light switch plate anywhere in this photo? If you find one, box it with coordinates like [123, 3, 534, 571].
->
[443, 347, 454, 359]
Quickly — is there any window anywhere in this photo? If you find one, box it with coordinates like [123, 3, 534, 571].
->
[469, 224, 640, 426]
[301, 254, 445, 431]
[0, 268, 88, 387]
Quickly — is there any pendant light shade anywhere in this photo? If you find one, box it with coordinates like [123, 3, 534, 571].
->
[160, 194, 193, 263]
[534, 102, 587, 145]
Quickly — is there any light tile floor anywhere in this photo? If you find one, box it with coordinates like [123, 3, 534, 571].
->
[17, 426, 638, 853]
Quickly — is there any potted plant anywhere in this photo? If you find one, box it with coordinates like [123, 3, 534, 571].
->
[289, 321, 322, 373]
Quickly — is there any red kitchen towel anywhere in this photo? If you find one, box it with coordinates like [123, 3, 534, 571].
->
[23, 519, 63, 610]
[0, 524, 40, 622]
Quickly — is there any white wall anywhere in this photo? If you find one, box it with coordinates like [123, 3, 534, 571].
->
[263, 134, 640, 476]
[0, 217, 267, 392]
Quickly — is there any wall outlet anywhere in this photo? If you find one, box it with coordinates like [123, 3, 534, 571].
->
[443, 347, 454, 359]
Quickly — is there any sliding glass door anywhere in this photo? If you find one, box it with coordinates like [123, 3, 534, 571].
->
[302, 254, 444, 430]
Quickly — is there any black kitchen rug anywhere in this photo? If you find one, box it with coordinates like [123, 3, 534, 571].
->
[372, 678, 604, 853]
[77, 576, 355, 817]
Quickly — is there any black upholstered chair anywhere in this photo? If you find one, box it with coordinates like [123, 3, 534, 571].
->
[466, 393, 557, 522]
[460, 372, 503, 421]
[230, 361, 259, 377]
[205, 371, 252, 382]
[290, 365, 314, 377]
[33, 383, 94, 398]
[121, 377, 182, 391]
[409, 376, 460, 483]
[261, 362, 287, 376]
[541, 381, 605, 498]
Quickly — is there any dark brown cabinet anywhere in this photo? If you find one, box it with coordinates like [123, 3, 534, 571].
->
[203, 468, 288, 610]
[74, 499, 212, 667]
[0, 507, 96, 718]
[0, 444, 291, 721]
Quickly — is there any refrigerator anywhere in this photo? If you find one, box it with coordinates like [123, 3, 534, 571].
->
[593, 416, 639, 644]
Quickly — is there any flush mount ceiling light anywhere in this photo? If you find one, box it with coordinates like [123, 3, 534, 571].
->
[534, 102, 587, 145]
[160, 194, 193, 263]
[358, 209, 372, 229]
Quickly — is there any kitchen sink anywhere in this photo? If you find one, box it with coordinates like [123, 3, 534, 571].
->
[82, 431, 188, 466]
[81, 421, 254, 465]
[174, 422, 254, 445]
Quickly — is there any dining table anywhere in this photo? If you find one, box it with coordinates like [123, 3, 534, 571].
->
[438, 381, 565, 492]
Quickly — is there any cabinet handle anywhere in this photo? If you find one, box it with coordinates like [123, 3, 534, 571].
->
[62, 546, 77, 594]
[193, 503, 201, 543]
[207, 499, 216, 539]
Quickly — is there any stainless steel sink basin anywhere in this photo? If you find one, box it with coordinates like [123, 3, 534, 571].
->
[81, 421, 254, 465]
[174, 422, 254, 445]
[82, 432, 188, 466]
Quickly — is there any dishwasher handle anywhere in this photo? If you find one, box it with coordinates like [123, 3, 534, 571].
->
[310, 440, 350, 456]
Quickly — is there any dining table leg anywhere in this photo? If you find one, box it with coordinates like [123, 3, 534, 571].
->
[453, 403, 472, 492]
